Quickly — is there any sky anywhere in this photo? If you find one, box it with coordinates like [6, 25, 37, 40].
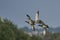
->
[0, 0, 60, 28]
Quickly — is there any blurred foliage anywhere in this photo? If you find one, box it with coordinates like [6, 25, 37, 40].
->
[0, 18, 60, 40]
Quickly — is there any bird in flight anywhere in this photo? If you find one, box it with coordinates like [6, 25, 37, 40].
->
[38, 24, 49, 29]
[35, 10, 45, 25]
[38, 24, 49, 36]
[25, 14, 35, 31]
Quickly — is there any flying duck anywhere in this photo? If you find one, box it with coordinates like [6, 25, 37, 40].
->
[35, 11, 45, 25]
[25, 14, 35, 31]
[38, 24, 49, 29]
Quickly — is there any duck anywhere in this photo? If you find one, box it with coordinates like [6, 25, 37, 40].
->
[35, 11, 45, 25]
[25, 14, 35, 31]
[38, 24, 49, 36]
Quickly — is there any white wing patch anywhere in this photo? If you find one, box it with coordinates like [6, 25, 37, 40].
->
[35, 13, 39, 21]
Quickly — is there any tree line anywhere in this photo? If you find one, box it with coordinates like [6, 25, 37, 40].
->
[0, 18, 60, 40]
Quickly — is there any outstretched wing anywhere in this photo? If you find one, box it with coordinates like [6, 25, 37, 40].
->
[38, 24, 49, 29]
[35, 11, 39, 21]
[38, 20, 45, 25]
[26, 14, 31, 20]
[25, 21, 29, 24]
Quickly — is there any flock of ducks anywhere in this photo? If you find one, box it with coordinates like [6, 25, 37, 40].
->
[25, 11, 49, 35]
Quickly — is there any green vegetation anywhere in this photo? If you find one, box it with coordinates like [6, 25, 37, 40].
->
[0, 18, 60, 40]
